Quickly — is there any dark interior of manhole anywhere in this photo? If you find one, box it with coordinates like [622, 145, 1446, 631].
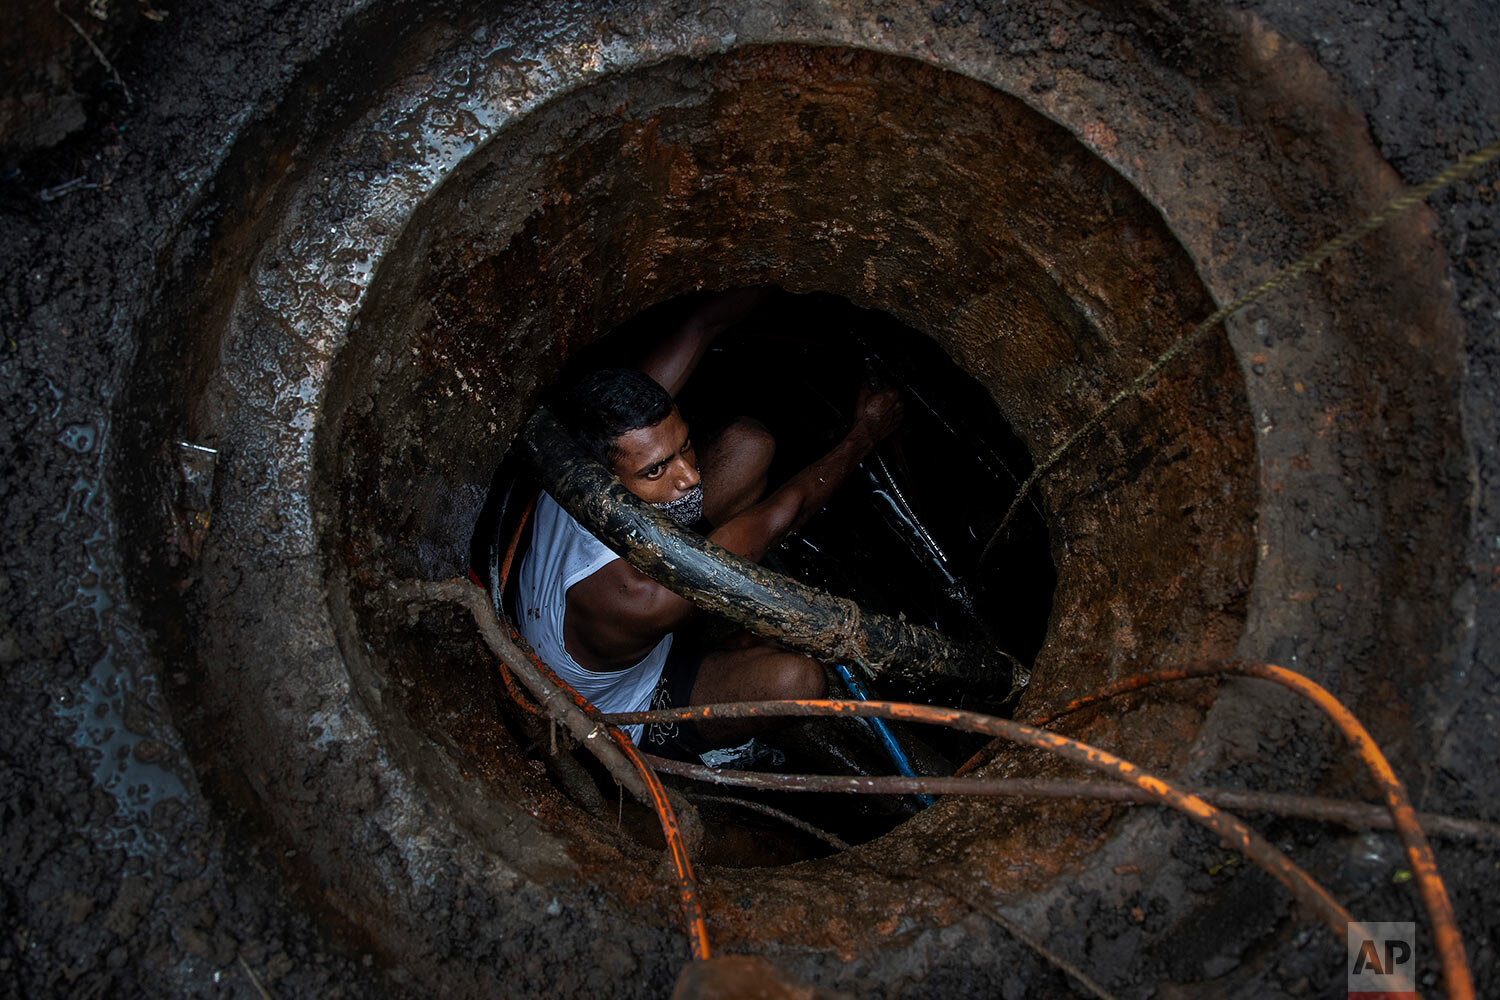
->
[469, 289, 1055, 861]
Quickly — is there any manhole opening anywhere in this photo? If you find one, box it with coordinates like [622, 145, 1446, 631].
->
[296, 39, 1257, 889]
[470, 288, 1055, 861]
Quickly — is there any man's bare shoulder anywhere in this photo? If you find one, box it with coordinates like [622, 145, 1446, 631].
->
[563, 559, 689, 670]
[568, 558, 649, 604]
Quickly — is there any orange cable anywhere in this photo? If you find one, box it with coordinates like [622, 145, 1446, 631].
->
[493, 496, 545, 719]
[513, 635, 710, 960]
[416, 574, 709, 957]
[488, 525, 709, 960]
[604, 697, 1356, 941]
[1014, 662, 1470, 1000]
[467, 493, 708, 958]
[606, 724, 710, 960]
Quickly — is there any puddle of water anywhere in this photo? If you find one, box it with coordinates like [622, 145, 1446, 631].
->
[58, 422, 97, 453]
[51, 475, 95, 524]
[53, 644, 187, 856]
[47, 415, 188, 856]
[57, 502, 116, 629]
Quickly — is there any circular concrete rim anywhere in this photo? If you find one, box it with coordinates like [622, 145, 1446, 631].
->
[112, 1, 1470, 993]
[322, 36, 1256, 903]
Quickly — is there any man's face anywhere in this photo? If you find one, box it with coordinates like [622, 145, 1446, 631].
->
[608, 408, 700, 506]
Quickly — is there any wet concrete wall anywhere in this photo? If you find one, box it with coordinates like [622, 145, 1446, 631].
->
[3, 1, 1498, 997]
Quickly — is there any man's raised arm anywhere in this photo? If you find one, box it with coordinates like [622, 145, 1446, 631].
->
[708, 383, 902, 564]
[634, 287, 771, 397]
[563, 382, 903, 671]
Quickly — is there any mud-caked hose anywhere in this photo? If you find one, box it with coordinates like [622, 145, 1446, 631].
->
[518, 408, 1026, 695]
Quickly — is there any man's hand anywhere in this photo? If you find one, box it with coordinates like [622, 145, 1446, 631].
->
[703, 381, 904, 566]
[852, 382, 904, 445]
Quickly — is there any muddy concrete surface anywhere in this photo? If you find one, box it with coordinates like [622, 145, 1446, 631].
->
[3, 1, 1497, 997]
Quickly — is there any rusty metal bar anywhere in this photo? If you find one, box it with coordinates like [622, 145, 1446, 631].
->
[610, 698, 1357, 939]
[1010, 661, 1472, 1000]
[518, 407, 1025, 693]
[642, 756, 1500, 844]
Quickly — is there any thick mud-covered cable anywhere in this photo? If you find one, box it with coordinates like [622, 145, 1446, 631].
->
[981, 134, 1500, 558]
[1000, 661, 1472, 1000]
[519, 408, 1026, 694]
[606, 698, 1357, 940]
[397, 579, 711, 960]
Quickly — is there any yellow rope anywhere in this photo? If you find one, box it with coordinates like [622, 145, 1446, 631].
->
[981, 135, 1500, 564]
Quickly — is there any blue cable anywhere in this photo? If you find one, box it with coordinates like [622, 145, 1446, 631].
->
[832, 664, 935, 807]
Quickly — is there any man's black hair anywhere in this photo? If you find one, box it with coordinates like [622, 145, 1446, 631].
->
[559, 368, 675, 466]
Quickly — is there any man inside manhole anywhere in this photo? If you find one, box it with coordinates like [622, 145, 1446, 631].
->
[515, 290, 904, 762]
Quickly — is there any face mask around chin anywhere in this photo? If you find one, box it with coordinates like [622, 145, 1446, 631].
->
[652, 483, 704, 527]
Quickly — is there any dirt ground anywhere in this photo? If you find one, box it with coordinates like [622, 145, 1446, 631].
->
[2, 1, 1497, 997]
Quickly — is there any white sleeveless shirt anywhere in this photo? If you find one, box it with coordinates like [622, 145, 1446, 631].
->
[514, 492, 672, 744]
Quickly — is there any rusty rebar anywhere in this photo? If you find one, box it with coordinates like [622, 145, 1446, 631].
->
[1008, 661, 1472, 1000]
[608, 698, 1356, 939]
[642, 756, 1500, 844]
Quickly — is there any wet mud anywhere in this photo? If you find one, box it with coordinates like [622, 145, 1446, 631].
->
[3, 1, 1498, 997]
